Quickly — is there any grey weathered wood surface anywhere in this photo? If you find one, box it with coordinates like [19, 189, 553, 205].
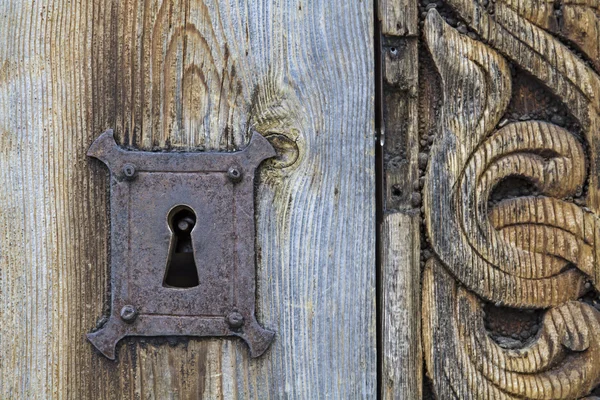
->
[0, 0, 376, 398]
[378, 0, 419, 36]
[378, 0, 422, 397]
[380, 212, 422, 399]
[379, 0, 419, 215]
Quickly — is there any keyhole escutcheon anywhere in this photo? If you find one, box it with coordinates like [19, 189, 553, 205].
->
[163, 206, 200, 288]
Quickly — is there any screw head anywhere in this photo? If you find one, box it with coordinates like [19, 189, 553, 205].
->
[123, 163, 137, 180]
[226, 311, 244, 329]
[227, 166, 243, 183]
[120, 305, 138, 323]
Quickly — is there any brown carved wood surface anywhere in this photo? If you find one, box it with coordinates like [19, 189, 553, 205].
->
[414, 0, 600, 397]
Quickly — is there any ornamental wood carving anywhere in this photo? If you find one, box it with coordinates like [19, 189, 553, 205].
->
[422, 3, 600, 399]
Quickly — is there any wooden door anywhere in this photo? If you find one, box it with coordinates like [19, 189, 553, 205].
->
[0, 1, 375, 398]
[4, 0, 600, 398]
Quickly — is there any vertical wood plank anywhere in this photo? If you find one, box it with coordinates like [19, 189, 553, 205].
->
[382, 37, 419, 211]
[0, 0, 376, 398]
[378, 0, 422, 398]
[379, 0, 419, 36]
[381, 212, 422, 399]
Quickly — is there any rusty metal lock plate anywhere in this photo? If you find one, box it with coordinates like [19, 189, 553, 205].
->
[86, 130, 275, 360]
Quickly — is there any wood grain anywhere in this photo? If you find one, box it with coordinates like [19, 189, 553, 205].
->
[422, 7, 600, 399]
[423, 9, 593, 309]
[424, 258, 600, 399]
[377, 0, 422, 396]
[444, 0, 600, 212]
[381, 37, 419, 212]
[0, 0, 376, 398]
[499, 0, 600, 72]
[380, 212, 422, 400]
[378, 0, 419, 36]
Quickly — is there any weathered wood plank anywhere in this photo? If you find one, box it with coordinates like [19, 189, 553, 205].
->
[381, 37, 419, 211]
[378, 0, 422, 398]
[378, 0, 419, 36]
[0, 0, 376, 398]
[381, 212, 422, 400]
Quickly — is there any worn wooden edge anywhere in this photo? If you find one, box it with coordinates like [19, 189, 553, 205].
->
[381, 37, 420, 212]
[381, 211, 422, 399]
[378, 0, 422, 397]
[378, 0, 419, 36]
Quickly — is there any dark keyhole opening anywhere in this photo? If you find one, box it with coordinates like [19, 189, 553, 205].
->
[163, 207, 200, 288]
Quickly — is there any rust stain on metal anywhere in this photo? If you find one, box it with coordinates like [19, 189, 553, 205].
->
[86, 129, 276, 360]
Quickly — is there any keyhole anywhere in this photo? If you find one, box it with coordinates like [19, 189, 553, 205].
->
[163, 206, 200, 288]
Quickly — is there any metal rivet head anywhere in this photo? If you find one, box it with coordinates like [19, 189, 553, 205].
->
[123, 163, 137, 180]
[120, 305, 138, 323]
[226, 311, 244, 329]
[227, 166, 243, 183]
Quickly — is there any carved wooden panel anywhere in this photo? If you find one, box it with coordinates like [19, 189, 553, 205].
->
[418, 0, 600, 398]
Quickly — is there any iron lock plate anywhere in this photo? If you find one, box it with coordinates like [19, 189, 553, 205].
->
[86, 130, 276, 360]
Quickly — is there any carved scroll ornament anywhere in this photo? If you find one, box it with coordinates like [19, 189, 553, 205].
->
[423, 4, 600, 399]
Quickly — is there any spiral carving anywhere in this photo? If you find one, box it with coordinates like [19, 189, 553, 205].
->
[423, 7, 600, 399]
